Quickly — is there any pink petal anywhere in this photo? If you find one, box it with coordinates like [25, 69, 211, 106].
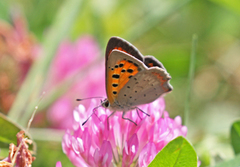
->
[122, 134, 139, 167]
[138, 142, 157, 167]
[93, 140, 113, 167]
[55, 161, 62, 167]
[62, 130, 72, 154]
[90, 114, 109, 147]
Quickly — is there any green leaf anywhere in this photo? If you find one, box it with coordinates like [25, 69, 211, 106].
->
[0, 113, 22, 148]
[0, 113, 36, 155]
[231, 120, 240, 154]
[213, 153, 240, 167]
[148, 136, 197, 167]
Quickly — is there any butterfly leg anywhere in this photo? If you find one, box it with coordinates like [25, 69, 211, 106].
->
[122, 112, 137, 126]
[136, 107, 150, 117]
[82, 105, 101, 126]
[136, 108, 142, 120]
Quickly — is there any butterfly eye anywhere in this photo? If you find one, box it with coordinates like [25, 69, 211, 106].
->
[104, 101, 109, 107]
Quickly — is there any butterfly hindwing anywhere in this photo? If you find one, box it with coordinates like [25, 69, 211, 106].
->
[144, 56, 166, 69]
[117, 68, 172, 107]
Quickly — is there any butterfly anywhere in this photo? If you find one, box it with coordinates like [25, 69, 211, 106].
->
[98, 36, 173, 125]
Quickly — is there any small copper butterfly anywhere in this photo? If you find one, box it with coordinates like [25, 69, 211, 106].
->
[99, 37, 173, 125]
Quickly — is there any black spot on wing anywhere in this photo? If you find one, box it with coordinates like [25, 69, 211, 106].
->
[112, 84, 118, 87]
[127, 69, 134, 73]
[134, 63, 139, 67]
[112, 74, 120, 79]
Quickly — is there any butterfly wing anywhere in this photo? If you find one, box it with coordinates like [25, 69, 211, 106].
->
[105, 50, 146, 105]
[144, 55, 166, 69]
[117, 67, 172, 107]
[105, 36, 172, 110]
[105, 37, 145, 105]
[117, 55, 172, 106]
[105, 36, 143, 63]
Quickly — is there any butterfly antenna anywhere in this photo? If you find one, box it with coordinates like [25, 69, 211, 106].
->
[106, 111, 116, 130]
[76, 97, 104, 101]
[82, 105, 102, 126]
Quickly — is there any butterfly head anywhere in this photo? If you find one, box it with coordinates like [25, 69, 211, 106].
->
[101, 98, 110, 108]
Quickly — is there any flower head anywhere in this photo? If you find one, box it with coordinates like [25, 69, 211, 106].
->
[0, 13, 39, 112]
[47, 36, 101, 85]
[62, 98, 187, 166]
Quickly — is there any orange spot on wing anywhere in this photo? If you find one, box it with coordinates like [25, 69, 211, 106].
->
[106, 59, 140, 103]
[109, 47, 129, 55]
[114, 47, 123, 51]
[106, 67, 115, 104]
[152, 72, 169, 91]
[148, 63, 154, 67]
[118, 60, 139, 90]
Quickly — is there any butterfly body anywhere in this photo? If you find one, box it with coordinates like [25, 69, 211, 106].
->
[102, 37, 172, 113]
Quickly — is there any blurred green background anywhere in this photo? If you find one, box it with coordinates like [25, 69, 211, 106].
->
[0, 0, 240, 166]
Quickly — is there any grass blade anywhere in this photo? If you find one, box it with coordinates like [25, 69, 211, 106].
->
[184, 34, 198, 126]
[8, 0, 83, 126]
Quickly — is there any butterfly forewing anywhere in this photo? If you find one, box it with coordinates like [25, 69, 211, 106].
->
[105, 37, 143, 63]
[106, 50, 146, 105]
